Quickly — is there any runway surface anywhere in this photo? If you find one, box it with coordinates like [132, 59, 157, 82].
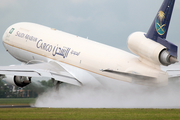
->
[0, 105, 180, 109]
[0, 105, 31, 108]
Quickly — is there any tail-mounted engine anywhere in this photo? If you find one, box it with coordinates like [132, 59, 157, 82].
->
[127, 32, 178, 66]
[3, 75, 31, 87]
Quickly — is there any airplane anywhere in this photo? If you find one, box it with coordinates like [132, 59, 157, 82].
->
[0, 0, 179, 88]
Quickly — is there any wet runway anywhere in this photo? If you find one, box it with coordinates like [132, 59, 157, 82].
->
[0, 105, 31, 108]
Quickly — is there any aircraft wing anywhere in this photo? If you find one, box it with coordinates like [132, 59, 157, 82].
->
[161, 64, 180, 79]
[101, 69, 159, 86]
[0, 61, 82, 86]
[101, 69, 155, 80]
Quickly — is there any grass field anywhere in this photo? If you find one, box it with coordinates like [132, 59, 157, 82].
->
[0, 98, 180, 120]
[0, 108, 180, 120]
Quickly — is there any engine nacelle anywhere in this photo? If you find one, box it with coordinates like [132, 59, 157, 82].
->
[127, 32, 177, 66]
[3, 75, 31, 87]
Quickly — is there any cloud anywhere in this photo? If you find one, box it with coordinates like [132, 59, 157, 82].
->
[71, 0, 107, 4]
[71, 0, 85, 3]
[0, 0, 18, 9]
[67, 16, 91, 23]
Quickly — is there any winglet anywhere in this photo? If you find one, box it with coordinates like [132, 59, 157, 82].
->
[146, 0, 178, 58]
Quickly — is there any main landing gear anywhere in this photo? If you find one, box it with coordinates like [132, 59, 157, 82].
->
[52, 78, 63, 91]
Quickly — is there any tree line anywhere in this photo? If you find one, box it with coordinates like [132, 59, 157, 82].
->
[0, 79, 53, 98]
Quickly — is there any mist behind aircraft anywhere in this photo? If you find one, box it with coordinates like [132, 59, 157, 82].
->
[33, 78, 180, 108]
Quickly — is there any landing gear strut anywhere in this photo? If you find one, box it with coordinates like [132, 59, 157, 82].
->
[52, 78, 63, 90]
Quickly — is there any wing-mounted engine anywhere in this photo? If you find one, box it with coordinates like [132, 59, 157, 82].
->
[127, 32, 178, 66]
[3, 75, 31, 87]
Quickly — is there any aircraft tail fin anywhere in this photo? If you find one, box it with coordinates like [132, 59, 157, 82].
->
[146, 0, 178, 58]
[146, 0, 175, 40]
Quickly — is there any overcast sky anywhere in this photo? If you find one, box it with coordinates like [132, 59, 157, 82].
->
[0, 0, 180, 65]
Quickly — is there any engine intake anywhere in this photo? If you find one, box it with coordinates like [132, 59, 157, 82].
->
[14, 76, 31, 87]
[3, 75, 31, 87]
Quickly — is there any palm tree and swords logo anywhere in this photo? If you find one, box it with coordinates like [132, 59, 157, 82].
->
[155, 11, 166, 35]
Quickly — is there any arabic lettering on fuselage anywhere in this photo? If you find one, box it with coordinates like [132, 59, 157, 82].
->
[36, 39, 71, 58]
[71, 50, 80, 56]
[52, 46, 71, 58]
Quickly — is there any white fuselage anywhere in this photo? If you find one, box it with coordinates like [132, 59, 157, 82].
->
[2, 22, 167, 84]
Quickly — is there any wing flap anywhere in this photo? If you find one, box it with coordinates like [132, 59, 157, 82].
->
[58, 62, 101, 86]
[101, 69, 159, 86]
[50, 72, 81, 86]
[101, 69, 155, 80]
